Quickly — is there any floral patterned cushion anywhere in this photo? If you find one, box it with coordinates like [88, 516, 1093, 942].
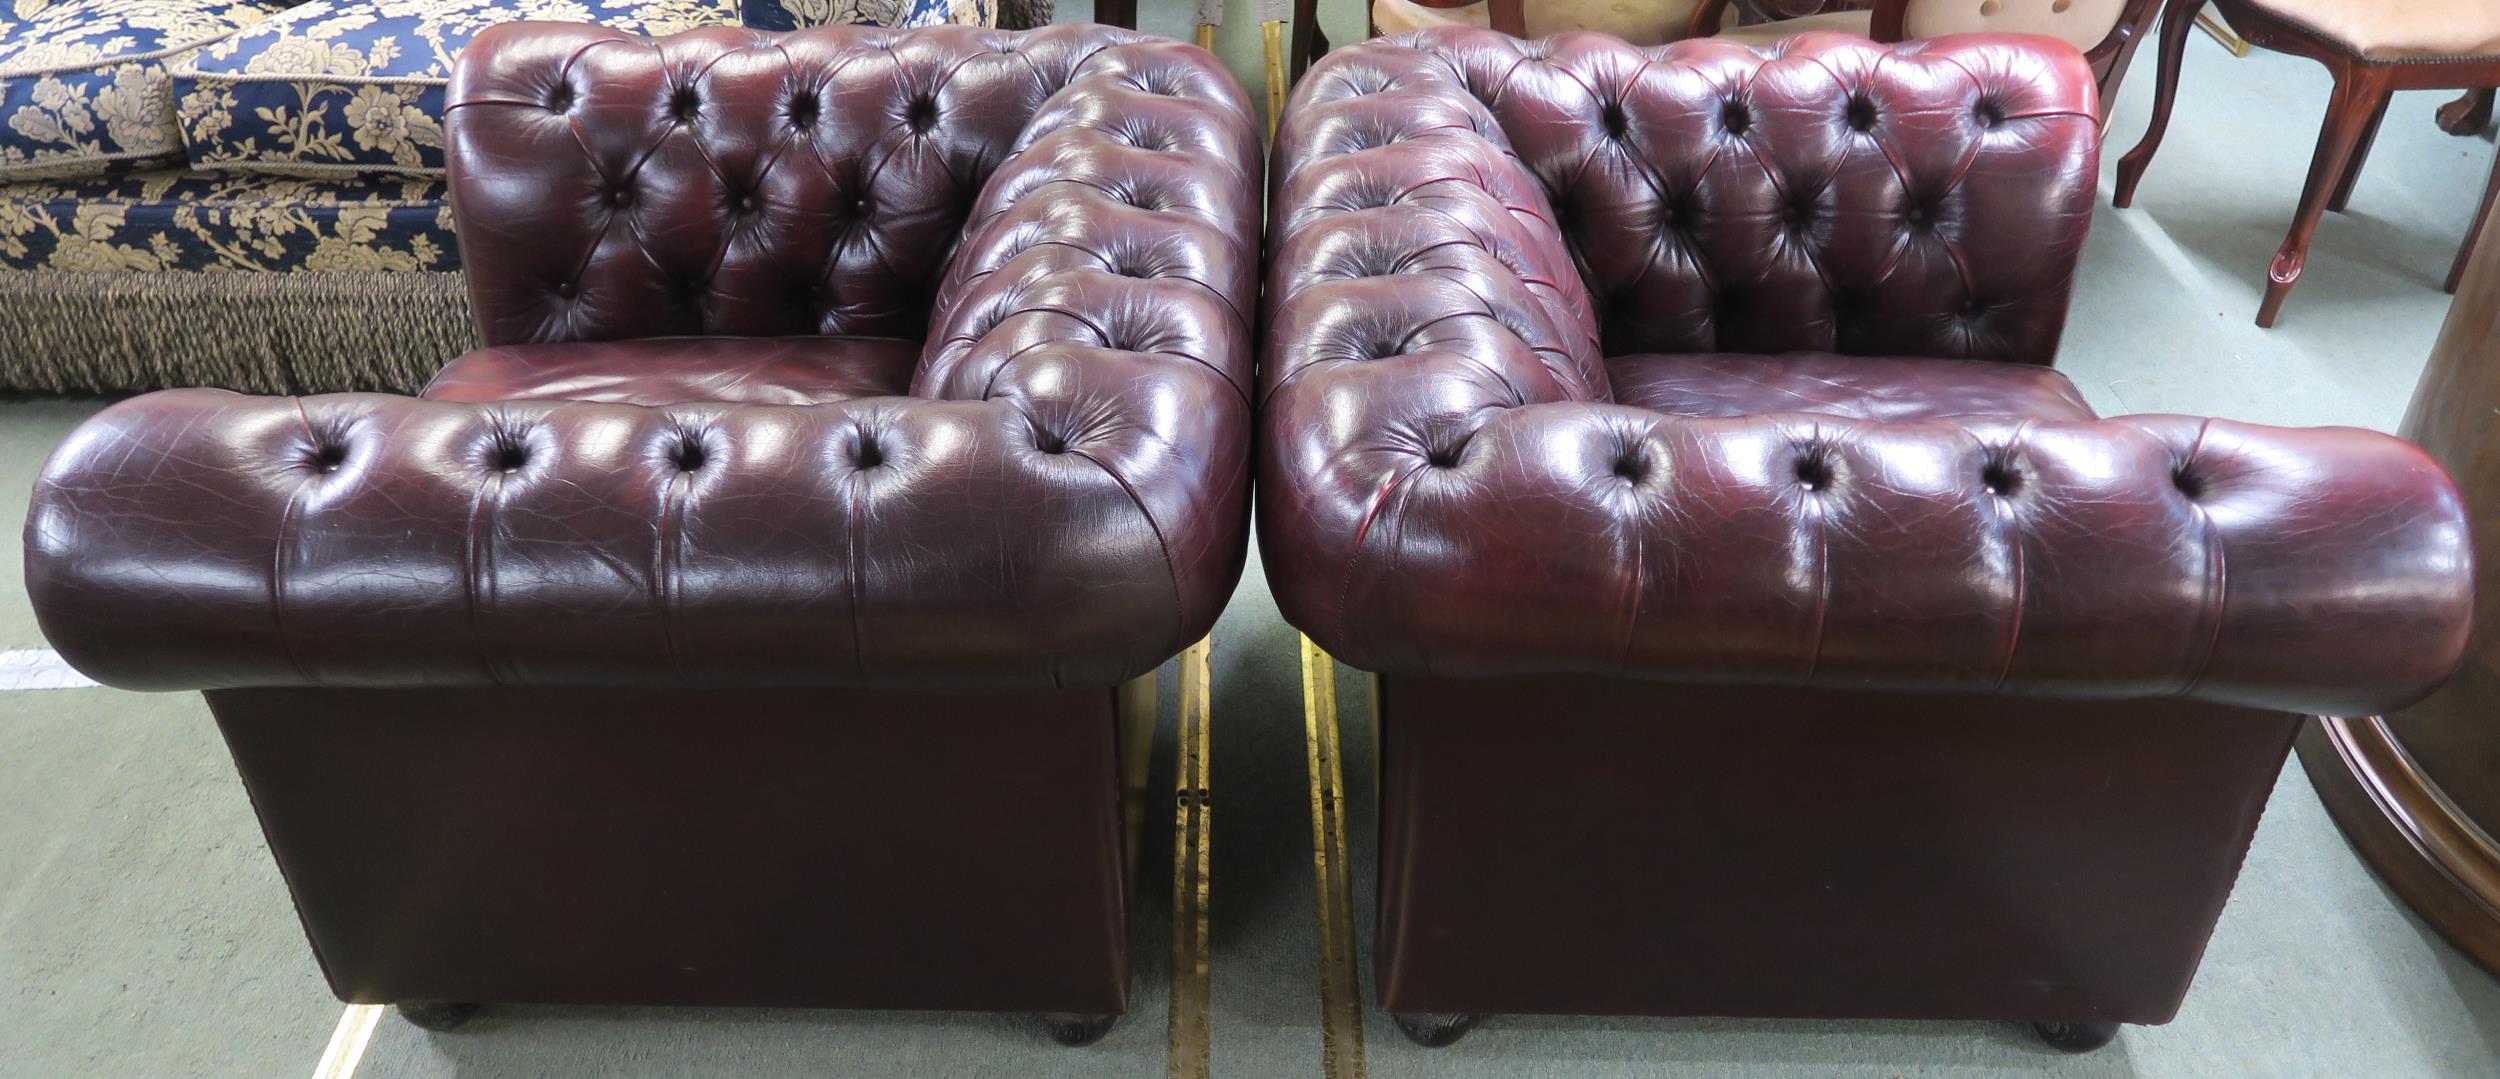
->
[0, 164, 452, 269]
[174, 0, 733, 176]
[739, 0, 991, 33]
[0, 0, 284, 179]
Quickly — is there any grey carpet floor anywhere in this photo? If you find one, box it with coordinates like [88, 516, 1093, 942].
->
[5, 18, 2500, 1078]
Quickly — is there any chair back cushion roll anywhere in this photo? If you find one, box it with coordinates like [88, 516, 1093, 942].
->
[444, 22, 1226, 346]
[1281, 28, 2101, 365]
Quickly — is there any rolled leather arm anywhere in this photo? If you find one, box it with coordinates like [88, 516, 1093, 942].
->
[918, 32, 1263, 643]
[1264, 400, 2473, 717]
[28, 388, 1215, 692]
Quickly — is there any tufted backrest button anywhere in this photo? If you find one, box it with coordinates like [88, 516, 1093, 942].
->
[1795, 447, 1834, 492]
[1600, 100, 1628, 138]
[1981, 460, 2021, 496]
[669, 432, 707, 472]
[1845, 95, 1877, 132]
[1612, 447, 1650, 484]
[608, 187, 632, 209]
[1720, 100, 1751, 136]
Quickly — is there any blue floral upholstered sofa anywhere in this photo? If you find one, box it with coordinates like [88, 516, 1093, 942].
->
[0, 0, 994, 392]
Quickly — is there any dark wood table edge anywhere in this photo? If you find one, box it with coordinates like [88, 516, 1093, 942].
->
[2297, 715, 2500, 975]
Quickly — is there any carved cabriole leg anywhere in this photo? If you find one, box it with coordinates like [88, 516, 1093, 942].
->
[2329, 91, 2392, 213]
[2113, 0, 2206, 208]
[2440, 89, 2496, 137]
[2260, 66, 2394, 327]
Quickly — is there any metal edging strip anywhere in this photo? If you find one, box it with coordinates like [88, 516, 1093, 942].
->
[1299, 635, 1364, 1079]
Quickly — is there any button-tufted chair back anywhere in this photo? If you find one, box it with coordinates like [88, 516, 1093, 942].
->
[1277, 29, 2101, 372]
[446, 22, 1248, 351]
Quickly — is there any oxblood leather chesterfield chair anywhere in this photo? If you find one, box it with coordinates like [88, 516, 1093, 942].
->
[24, 22, 1258, 1041]
[1264, 28, 2473, 1052]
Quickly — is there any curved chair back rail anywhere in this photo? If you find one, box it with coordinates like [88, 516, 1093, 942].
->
[1686, 0, 2165, 111]
[1261, 29, 2474, 717]
[27, 23, 1264, 694]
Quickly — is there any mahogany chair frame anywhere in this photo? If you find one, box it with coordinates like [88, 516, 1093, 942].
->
[1291, 0, 2156, 107]
[2115, 0, 2500, 326]
[1288, 1, 1857, 79]
[1685, 0, 2161, 112]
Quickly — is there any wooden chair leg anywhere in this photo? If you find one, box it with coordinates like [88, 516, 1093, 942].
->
[2114, 0, 2206, 209]
[2439, 88, 2496, 137]
[2260, 67, 2395, 327]
[2451, 145, 2500, 294]
[1488, 0, 1525, 37]
[2328, 92, 2391, 213]
[1290, 0, 1320, 79]
[1093, 0, 1135, 28]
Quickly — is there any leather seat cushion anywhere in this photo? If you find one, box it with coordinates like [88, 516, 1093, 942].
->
[1607, 351, 2099, 422]
[2242, 0, 2500, 61]
[421, 336, 921, 407]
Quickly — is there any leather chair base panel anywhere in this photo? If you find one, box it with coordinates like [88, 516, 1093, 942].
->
[208, 685, 1133, 1014]
[1373, 675, 2298, 1024]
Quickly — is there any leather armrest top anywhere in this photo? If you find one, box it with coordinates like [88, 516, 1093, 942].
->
[1262, 404, 2472, 716]
[28, 389, 1233, 691]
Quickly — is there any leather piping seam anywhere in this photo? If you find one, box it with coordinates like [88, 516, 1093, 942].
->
[1066, 446, 1191, 658]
